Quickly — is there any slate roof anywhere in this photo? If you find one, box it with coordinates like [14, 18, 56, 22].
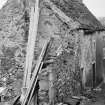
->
[50, 0, 105, 32]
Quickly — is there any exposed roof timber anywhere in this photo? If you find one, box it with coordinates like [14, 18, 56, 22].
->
[43, 0, 80, 30]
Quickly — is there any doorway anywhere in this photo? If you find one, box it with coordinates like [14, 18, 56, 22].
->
[92, 62, 96, 88]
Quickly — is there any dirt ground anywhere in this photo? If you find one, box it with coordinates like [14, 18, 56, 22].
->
[80, 83, 105, 105]
[0, 81, 105, 105]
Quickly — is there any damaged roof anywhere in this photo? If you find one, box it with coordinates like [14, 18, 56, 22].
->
[50, 0, 105, 32]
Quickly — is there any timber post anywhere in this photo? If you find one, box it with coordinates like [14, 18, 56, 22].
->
[48, 67, 55, 105]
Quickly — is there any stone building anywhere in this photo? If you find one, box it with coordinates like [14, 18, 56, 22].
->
[35, 0, 105, 102]
[0, 0, 105, 104]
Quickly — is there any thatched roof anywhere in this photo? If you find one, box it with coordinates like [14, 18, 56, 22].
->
[51, 0, 105, 32]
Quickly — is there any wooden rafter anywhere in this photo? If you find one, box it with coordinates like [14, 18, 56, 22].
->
[44, 0, 80, 30]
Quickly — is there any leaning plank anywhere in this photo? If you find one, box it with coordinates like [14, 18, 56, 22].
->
[23, 0, 40, 89]
[22, 39, 50, 105]
[23, 7, 34, 89]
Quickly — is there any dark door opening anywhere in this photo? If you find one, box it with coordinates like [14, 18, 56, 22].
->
[92, 63, 96, 88]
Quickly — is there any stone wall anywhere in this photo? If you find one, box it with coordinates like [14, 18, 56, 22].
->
[0, 0, 27, 100]
[37, 1, 83, 103]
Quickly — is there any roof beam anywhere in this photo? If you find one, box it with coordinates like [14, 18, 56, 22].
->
[44, 0, 80, 30]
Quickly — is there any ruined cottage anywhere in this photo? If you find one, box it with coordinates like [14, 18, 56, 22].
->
[0, 0, 105, 103]
[36, 0, 105, 102]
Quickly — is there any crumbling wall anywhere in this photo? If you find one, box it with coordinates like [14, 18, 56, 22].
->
[50, 30, 83, 103]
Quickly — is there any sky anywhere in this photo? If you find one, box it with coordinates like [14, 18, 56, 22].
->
[83, 0, 105, 17]
[0, 0, 105, 17]
[0, 0, 7, 9]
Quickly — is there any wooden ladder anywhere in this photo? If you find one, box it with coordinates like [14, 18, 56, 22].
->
[22, 38, 54, 105]
[12, 38, 53, 105]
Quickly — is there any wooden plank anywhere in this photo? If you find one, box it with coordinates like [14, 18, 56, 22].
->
[21, 39, 50, 105]
[23, 0, 40, 89]
[23, 7, 34, 89]
[96, 34, 103, 87]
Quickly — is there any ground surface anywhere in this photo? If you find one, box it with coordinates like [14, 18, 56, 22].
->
[80, 83, 105, 105]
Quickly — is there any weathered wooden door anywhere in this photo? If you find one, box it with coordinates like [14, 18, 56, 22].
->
[102, 35, 105, 83]
[96, 35, 103, 87]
